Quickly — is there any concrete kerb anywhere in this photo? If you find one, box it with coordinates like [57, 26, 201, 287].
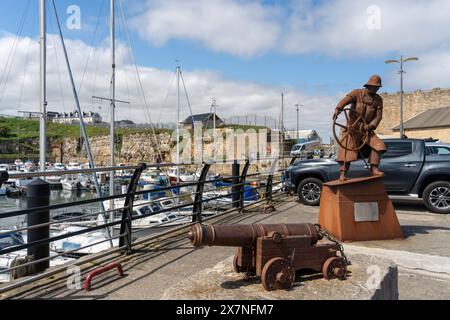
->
[161, 253, 399, 300]
[344, 244, 450, 277]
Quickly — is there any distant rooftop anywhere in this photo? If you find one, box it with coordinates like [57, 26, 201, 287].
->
[393, 106, 450, 131]
[183, 113, 221, 124]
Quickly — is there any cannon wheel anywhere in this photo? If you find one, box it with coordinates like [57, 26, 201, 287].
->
[333, 107, 369, 152]
[261, 257, 295, 291]
[322, 257, 347, 280]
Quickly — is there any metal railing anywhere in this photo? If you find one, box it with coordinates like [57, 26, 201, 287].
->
[0, 157, 293, 293]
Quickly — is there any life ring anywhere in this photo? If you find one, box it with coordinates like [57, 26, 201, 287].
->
[266, 144, 272, 154]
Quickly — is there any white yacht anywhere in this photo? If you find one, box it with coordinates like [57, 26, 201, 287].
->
[66, 163, 82, 171]
[50, 226, 119, 257]
[167, 167, 196, 186]
[0, 229, 74, 283]
[140, 169, 169, 185]
[52, 163, 66, 171]
[61, 175, 81, 191]
[101, 198, 191, 229]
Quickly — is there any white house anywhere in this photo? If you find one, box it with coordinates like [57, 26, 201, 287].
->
[52, 111, 102, 125]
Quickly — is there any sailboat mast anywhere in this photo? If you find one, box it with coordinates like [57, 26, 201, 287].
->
[110, 0, 116, 195]
[176, 66, 180, 186]
[212, 98, 216, 166]
[39, 0, 47, 172]
[281, 93, 284, 158]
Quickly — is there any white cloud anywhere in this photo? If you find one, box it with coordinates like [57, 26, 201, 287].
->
[394, 49, 450, 90]
[283, 0, 450, 56]
[130, 0, 281, 57]
[129, 0, 450, 91]
[132, 0, 450, 58]
[0, 33, 338, 140]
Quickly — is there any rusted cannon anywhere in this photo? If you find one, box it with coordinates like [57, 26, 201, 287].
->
[188, 223, 348, 291]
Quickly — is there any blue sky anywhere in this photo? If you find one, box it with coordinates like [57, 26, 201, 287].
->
[0, 0, 406, 93]
[0, 0, 449, 139]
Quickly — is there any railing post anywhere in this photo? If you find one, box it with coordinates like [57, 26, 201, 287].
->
[239, 160, 251, 213]
[265, 174, 274, 203]
[119, 163, 147, 254]
[192, 163, 211, 223]
[27, 178, 50, 273]
[262, 158, 279, 214]
[231, 160, 240, 209]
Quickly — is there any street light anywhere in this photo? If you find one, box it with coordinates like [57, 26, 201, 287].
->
[294, 104, 303, 140]
[385, 56, 419, 139]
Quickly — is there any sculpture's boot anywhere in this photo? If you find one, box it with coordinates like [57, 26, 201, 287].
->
[370, 165, 383, 176]
[339, 163, 350, 181]
[369, 151, 383, 176]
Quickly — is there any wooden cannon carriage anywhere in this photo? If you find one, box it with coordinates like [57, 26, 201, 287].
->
[188, 223, 348, 291]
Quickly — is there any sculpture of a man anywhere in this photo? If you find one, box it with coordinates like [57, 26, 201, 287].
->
[333, 75, 387, 180]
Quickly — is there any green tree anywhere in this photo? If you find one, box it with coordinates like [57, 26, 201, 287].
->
[0, 124, 11, 137]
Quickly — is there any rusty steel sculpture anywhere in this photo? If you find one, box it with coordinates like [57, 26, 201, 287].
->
[332, 75, 387, 181]
[319, 75, 404, 242]
[188, 223, 348, 291]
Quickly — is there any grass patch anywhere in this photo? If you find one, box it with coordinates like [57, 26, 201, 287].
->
[0, 117, 173, 141]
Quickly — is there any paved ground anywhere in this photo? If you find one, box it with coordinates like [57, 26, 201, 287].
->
[3, 194, 450, 300]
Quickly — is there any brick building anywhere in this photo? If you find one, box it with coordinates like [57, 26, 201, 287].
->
[378, 88, 450, 141]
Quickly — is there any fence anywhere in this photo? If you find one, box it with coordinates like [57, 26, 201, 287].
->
[223, 115, 279, 129]
[0, 157, 292, 293]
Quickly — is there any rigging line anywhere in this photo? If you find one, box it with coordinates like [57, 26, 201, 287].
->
[180, 70, 195, 126]
[156, 71, 176, 124]
[116, 13, 133, 121]
[50, 0, 113, 246]
[78, 0, 106, 98]
[48, 10, 67, 113]
[0, 0, 31, 106]
[18, 36, 33, 112]
[0, 0, 31, 89]
[118, 0, 163, 160]
[91, 2, 108, 110]
[116, 2, 148, 126]
[114, 9, 130, 142]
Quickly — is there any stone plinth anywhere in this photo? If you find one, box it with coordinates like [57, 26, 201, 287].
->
[161, 254, 398, 300]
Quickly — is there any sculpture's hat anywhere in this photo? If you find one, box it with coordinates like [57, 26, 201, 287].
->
[364, 75, 382, 88]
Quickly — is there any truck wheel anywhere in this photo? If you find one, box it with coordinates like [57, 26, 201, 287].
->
[297, 178, 322, 206]
[423, 181, 450, 214]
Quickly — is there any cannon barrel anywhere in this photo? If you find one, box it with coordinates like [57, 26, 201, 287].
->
[188, 223, 321, 247]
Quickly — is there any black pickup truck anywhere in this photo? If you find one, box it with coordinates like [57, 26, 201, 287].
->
[285, 139, 450, 214]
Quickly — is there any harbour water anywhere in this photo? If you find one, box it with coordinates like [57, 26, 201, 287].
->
[0, 190, 101, 229]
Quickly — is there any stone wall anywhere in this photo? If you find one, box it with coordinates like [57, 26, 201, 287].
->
[56, 128, 278, 167]
[56, 132, 173, 165]
[378, 88, 450, 136]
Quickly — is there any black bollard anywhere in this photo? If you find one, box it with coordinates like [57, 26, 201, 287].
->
[0, 171, 8, 189]
[231, 161, 240, 209]
[27, 178, 50, 273]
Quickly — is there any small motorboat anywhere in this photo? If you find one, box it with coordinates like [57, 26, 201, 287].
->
[0, 228, 74, 283]
[50, 226, 119, 257]
[61, 175, 81, 191]
[167, 167, 196, 186]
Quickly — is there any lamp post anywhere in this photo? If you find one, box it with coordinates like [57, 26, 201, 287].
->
[294, 104, 302, 140]
[385, 56, 419, 139]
